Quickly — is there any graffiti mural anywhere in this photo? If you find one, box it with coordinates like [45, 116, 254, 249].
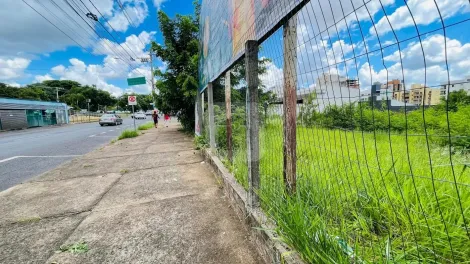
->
[199, 0, 301, 91]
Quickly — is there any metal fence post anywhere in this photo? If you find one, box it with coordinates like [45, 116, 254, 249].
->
[283, 15, 298, 194]
[208, 82, 216, 152]
[225, 71, 233, 163]
[245, 40, 260, 208]
[196, 90, 204, 135]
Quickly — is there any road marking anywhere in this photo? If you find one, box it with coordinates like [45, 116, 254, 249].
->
[0, 155, 82, 163]
[100, 132, 106, 134]
[109, 130, 114, 132]
[89, 134, 96, 137]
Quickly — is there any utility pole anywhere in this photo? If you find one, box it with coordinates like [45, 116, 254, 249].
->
[141, 51, 156, 109]
[150, 50, 155, 108]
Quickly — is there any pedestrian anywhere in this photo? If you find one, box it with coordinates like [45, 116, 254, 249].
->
[164, 113, 170, 127]
[152, 110, 159, 128]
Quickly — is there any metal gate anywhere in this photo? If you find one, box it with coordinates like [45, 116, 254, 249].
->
[0, 110, 27, 130]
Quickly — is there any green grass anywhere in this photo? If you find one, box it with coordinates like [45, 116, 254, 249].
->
[118, 129, 139, 140]
[59, 241, 89, 254]
[232, 123, 470, 263]
[138, 122, 154, 130]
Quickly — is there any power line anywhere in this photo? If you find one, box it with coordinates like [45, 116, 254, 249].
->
[22, 0, 87, 50]
[22, 0, 153, 89]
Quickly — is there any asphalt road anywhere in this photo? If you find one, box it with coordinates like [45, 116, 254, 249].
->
[0, 117, 150, 191]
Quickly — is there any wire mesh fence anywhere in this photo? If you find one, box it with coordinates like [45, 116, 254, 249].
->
[199, 0, 470, 262]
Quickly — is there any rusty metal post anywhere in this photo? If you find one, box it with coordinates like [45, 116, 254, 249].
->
[225, 71, 233, 163]
[208, 82, 216, 152]
[283, 15, 298, 194]
[245, 40, 260, 208]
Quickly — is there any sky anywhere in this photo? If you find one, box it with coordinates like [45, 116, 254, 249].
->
[2, 0, 470, 98]
[0, 0, 195, 96]
[256, 0, 470, 92]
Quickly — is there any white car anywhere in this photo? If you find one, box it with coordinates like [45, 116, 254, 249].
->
[134, 112, 146, 119]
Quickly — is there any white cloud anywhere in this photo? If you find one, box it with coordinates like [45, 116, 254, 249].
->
[44, 31, 158, 97]
[259, 59, 283, 97]
[51, 58, 124, 96]
[298, 0, 395, 37]
[34, 74, 54, 83]
[0, 57, 31, 81]
[153, 0, 168, 10]
[5, 82, 21, 88]
[107, 1, 148, 32]
[357, 34, 470, 89]
[373, 0, 470, 36]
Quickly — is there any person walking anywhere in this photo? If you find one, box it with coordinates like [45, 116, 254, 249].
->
[152, 110, 159, 128]
[164, 113, 170, 127]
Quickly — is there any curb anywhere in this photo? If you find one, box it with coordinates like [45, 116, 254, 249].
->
[201, 149, 304, 264]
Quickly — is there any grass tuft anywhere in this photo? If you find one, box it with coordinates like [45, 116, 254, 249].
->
[118, 130, 138, 140]
[138, 122, 154, 130]
[59, 241, 89, 254]
[230, 124, 470, 263]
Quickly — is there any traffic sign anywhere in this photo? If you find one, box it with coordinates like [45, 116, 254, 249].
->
[127, 76, 146, 86]
[128, 95, 137, 105]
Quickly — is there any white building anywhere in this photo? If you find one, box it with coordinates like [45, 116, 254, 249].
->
[440, 77, 470, 99]
[312, 73, 360, 111]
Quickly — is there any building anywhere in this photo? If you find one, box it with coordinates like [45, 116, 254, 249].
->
[0, 98, 69, 130]
[312, 73, 360, 111]
[409, 84, 441, 106]
[440, 77, 470, 99]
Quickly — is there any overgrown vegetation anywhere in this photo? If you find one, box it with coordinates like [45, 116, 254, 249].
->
[203, 89, 470, 262]
[299, 91, 470, 150]
[229, 122, 470, 263]
[118, 130, 139, 140]
[137, 122, 154, 130]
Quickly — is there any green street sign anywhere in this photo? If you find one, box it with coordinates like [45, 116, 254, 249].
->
[127, 76, 146, 86]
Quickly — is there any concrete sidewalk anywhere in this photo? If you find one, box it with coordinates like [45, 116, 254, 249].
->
[0, 121, 263, 263]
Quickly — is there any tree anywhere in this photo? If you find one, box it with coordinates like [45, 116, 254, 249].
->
[151, 2, 199, 131]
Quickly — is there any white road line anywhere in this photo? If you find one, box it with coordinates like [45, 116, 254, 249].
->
[100, 132, 106, 134]
[109, 130, 114, 132]
[0, 155, 81, 163]
[0, 156, 19, 163]
[89, 134, 96, 137]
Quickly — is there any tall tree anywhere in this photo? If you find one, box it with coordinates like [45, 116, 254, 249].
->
[151, 2, 199, 131]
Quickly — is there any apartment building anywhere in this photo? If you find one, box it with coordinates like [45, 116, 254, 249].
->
[313, 73, 360, 111]
[409, 84, 441, 106]
[440, 77, 470, 99]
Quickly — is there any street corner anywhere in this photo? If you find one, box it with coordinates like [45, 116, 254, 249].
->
[0, 173, 120, 225]
[0, 213, 87, 264]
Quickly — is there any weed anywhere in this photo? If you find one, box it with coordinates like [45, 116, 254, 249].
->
[231, 124, 470, 263]
[118, 130, 139, 140]
[120, 169, 129, 174]
[110, 139, 117, 144]
[59, 241, 89, 254]
[83, 164, 93, 168]
[17, 216, 41, 223]
[138, 122, 154, 130]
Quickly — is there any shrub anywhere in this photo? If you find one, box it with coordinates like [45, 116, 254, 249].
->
[118, 130, 138, 140]
[138, 122, 154, 130]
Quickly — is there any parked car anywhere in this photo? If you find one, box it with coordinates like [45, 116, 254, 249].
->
[99, 114, 123, 126]
[145, 110, 153, 116]
[134, 112, 146, 119]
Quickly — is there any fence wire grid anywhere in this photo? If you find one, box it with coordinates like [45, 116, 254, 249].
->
[199, 0, 470, 263]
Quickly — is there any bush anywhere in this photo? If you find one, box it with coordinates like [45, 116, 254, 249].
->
[138, 122, 154, 130]
[299, 97, 470, 150]
[118, 130, 139, 140]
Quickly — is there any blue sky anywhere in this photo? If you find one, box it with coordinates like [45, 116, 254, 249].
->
[0, 0, 195, 96]
[198, 0, 470, 94]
